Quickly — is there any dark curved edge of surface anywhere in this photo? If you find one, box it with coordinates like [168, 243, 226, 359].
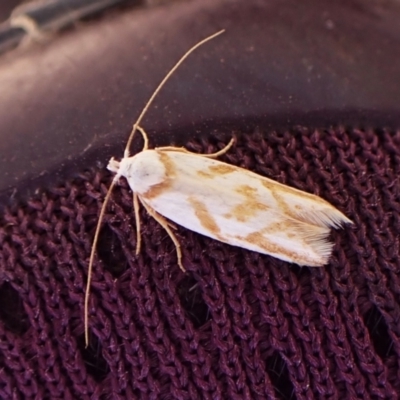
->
[0, 0, 137, 54]
[1, 0, 400, 209]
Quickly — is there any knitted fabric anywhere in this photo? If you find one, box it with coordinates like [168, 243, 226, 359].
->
[0, 127, 399, 399]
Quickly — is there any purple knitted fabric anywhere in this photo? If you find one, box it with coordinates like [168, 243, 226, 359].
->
[0, 127, 399, 399]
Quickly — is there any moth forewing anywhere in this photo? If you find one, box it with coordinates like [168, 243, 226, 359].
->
[121, 149, 351, 267]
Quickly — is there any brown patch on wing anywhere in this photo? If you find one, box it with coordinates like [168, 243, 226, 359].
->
[144, 180, 171, 200]
[236, 230, 314, 265]
[224, 184, 269, 222]
[188, 196, 221, 238]
[263, 181, 295, 220]
[197, 170, 214, 179]
[195, 162, 236, 179]
[208, 163, 236, 174]
[236, 184, 258, 197]
[143, 152, 175, 200]
[226, 201, 269, 222]
[261, 179, 328, 204]
[261, 179, 327, 223]
[263, 220, 294, 235]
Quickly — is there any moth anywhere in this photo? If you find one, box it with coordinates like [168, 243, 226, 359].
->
[84, 30, 351, 345]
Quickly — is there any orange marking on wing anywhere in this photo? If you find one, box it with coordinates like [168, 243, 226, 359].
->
[263, 221, 294, 234]
[249, 231, 308, 263]
[235, 184, 258, 197]
[222, 184, 269, 222]
[197, 170, 214, 179]
[263, 181, 294, 219]
[227, 201, 269, 222]
[188, 196, 221, 238]
[261, 179, 328, 223]
[196, 163, 236, 179]
[261, 179, 328, 205]
[235, 229, 313, 265]
[143, 152, 175, 199]
[208, 163, 236, 174]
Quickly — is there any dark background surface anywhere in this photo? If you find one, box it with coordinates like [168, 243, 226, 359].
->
[1, 0, 400, 206]
[0, 0, 19, 21]
[1, 1, 400, 399]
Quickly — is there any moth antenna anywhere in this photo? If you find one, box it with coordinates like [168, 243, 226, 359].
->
[85, 29, 224, 346]
[136, 125, 149, 151]
[84, 177, 118, 347]
[124, 29, 225, 158]
[133, 193, 141, 254]
[155, 137, 235, 157]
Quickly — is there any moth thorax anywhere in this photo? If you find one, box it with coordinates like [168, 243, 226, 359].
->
[119, 151, 166, 194]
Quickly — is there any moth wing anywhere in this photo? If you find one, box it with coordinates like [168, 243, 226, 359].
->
[138, 150, 350, 266]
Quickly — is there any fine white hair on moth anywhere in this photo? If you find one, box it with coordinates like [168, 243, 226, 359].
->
[84, 30, 352, 346]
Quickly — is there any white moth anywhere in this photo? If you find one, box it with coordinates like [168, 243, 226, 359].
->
[84, 30, 352, 345]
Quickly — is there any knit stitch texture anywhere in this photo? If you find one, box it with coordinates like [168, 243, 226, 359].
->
[0, 127, 399, 399]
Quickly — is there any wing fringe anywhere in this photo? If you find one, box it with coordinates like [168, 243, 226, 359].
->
[290, 221, 335, 265]
[292, 205, 352, 229]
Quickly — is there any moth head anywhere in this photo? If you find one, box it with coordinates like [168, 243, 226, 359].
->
[107, 157, 120, 174]
[107, 152, 166, 194]
[107, 156, 134, 180]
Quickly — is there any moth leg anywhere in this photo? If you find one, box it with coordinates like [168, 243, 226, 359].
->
[156, 137, 235, 158]
[136, 125, 149, 151]
[139, 198, 185, 272]
[167, 220, 177, 230]
[133, 193, 141, 254]
[134, 190, 174, 254]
